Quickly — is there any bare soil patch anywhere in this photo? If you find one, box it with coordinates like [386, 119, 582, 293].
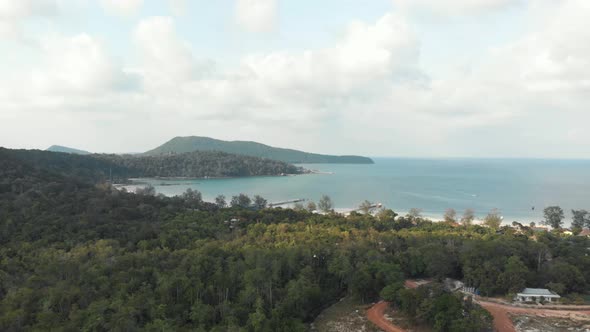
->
[512, 314, 590, 332]
[311, 297, 381, 332]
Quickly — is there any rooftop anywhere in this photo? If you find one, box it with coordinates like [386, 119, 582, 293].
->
[518, 288, 560, 297]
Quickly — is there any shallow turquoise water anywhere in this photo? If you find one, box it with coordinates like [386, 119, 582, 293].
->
[141, 158, 590, 224]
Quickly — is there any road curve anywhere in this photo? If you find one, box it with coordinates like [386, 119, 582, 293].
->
[366, 301, 406, 332]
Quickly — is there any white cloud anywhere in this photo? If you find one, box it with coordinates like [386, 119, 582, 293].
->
[32, 33, 135, 94]
[3, 1, 590, 157]
[395, 0, 520, 16]
[134, 16, 213, 89]
[0, 0, 57, 38]
[167, 0, 187, 16]
[100, 0, 143, 16]
[234, 0, 276, 33]
[0, 0, 57, 19]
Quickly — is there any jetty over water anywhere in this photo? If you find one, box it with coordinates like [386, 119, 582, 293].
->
[268, 198, 306, 207]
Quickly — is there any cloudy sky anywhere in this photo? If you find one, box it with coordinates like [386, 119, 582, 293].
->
[1, 0, 589, 158]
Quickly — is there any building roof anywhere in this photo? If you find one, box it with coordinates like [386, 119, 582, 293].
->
[517, 288, 560, 297]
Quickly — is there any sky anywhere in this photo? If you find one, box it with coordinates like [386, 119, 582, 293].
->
[0, 0, 589, 158]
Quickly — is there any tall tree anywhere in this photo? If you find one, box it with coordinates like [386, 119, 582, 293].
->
[543, 206, 564, 229]
[318, 195, 333, 213]
[443, 208, 457, 223]
[306, 201, 317, 212]
[231, 193, 251, 208]
[461, 209, 475, 226]
[497, 256, 529, 294]
[483, 209, 502, 230]
[408, 208, 422, 219]
[182, 188, 202, 207]
[215, 195, 227, 208]
[571, 209, 588, 231]
[253, 195, 268, 210]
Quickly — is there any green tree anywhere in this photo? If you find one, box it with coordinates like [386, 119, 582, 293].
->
[484, 209, 502, 230]
[497, 256, 528, 294]
[376, 209, 398, 222]
[443, 208, 457, 223]
[182, 188, 202, 207]
[306, 201, 317, 212]
[253, 195, 268, 210]
[247, 297, 267, 332]
[379, 282, 404, 303]
[215, 195, 227, 208]
[292, 203, 304, 211]
[543, 206, 564, 229]
[231, 193, 251, 208]
[571, 209, 588, 233]
[461, 209, 475, 226]
[408, 208, 422, 219]
[317, 195, 333, 213]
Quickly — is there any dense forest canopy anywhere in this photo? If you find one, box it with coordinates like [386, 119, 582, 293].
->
[1, 148, 303, 184]
[144, 136, 374, 164]
[95, 151, 304, 178]
[0, 148, 588, 331]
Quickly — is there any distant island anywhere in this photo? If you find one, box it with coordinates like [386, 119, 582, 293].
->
[46, 145, 91, 155]
[144, 136, 374, 164]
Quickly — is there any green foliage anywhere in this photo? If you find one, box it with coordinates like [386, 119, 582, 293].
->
[0, 148, 588, 331]
[443, 208, 457, 223]
[396, 284, 492, 332]
[97, 150, 303, 178]
[144, 136, 374, 164]
[215, 195, 227, 208]
[497, 256, 529, 294]
[318, 195, 333, 213]
[543, 206, 564, 229]
[460, 209, 475, 226]
[231, 193, 252, 208]
[483, 209, 502, 230]
[253, 195, 268, 210]
[571, 209, 589, 230]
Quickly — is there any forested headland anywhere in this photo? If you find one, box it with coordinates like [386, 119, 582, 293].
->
[1, 148, 303, 184]
[0, 148, 589, 331]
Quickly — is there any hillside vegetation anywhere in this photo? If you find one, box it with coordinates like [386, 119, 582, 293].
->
[1, 148, 588, 331]
[2, 148, 303, 183]
[96, 151, 304, 178]
[144, 136, 374, 164]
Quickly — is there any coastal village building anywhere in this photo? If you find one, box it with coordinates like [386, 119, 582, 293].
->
[515, 288, 560, 303]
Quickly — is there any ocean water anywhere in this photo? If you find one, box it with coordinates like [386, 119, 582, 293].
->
[137, 158, 590, 224]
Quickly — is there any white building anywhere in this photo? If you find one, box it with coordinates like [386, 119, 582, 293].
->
[515, 288, 560, 303]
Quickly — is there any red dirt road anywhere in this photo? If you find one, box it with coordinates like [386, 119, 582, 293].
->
[366, 301, 406, 332]
[366, 280, 426, 331]
[477, 300, 590, 332]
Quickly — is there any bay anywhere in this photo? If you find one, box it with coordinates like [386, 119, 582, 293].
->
[134, 158, 590, 224]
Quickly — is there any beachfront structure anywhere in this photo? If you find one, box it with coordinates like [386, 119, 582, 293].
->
[515, 288, 560, 303]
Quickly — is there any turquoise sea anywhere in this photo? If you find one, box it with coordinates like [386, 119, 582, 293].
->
[137, 158, 590, 225]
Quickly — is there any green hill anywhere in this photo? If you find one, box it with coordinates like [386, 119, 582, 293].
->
[144, 136, 374, 164]
[46, 145, 91, 155]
